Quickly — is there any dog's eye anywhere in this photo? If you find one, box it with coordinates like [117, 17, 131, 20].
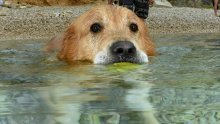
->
[90, 23, 102, 33]
[129, 23, 138, 32]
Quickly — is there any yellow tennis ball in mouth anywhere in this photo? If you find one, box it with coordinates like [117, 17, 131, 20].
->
[108, 62, 140, 72]
[112, 62, 137, 66]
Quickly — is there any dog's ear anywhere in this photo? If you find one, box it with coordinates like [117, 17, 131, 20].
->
[57, 24, 79, 61]
[44, 34, 64, 54]
[140, 23, 156, 56]
[44, 23, 79, 62]
[143, 32, 155, 56]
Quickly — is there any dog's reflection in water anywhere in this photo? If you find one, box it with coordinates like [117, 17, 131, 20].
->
[2, 78, 158, 124]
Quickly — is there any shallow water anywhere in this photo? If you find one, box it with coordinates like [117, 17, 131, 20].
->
[0, 33, 220, 124]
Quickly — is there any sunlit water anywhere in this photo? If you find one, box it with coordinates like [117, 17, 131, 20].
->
[0, 33, 220, 124]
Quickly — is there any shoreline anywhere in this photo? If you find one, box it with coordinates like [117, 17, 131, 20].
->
[0, 5, 220, 40]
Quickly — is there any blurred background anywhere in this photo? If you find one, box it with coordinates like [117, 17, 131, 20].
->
[168, 0, 214, 8]
[0, 0, 215, 8]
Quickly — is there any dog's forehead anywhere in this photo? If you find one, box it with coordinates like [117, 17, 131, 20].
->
[84, 5, 138, 24]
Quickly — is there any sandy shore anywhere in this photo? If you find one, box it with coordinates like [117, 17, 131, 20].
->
[0, 4, 220, 40]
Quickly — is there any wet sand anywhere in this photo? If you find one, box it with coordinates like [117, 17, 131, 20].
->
[0, 4, 220, 40]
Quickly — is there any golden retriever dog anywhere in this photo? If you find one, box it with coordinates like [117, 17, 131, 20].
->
[46, 5, 155, 64]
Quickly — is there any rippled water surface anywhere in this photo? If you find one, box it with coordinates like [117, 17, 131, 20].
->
[0, 33, 220, 124]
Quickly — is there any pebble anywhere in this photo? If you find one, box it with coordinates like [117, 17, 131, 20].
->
[0, 7, 8, 16]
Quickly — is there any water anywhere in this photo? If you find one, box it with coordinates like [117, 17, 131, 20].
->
[0, 33, 219, 124]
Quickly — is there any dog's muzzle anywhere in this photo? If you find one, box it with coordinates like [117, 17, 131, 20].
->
[94, 41, 149, 64]
[110, 41, 137, 63]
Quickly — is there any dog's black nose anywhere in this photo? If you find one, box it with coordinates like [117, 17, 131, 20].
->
[110, 41, 136, 60]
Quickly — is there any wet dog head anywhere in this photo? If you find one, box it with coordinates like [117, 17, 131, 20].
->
[47, 5, 155, 64]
